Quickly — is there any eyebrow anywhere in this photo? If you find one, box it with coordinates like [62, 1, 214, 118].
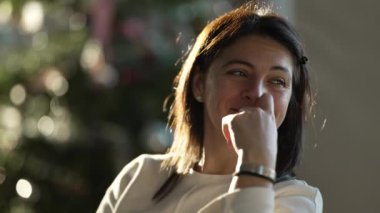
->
[222, 59, 291, 73]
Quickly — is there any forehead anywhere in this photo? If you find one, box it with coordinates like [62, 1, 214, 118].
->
[212, 35, 295, 70]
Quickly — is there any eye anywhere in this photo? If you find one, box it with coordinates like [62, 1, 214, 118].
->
[227, 70, 247, 77]
[270, 78, 287, 88]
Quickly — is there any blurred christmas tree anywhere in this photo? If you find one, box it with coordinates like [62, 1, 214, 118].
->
[0, 0, 245, 212]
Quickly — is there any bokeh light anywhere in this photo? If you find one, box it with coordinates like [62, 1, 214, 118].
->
[44, 68, 69, 97]
[80, 39, 118, 87]
[0, 106, 22, 152]
[37, 115, 54, 136]
[10, 84, 27, 106]
[16, 179, 33, 199]
[0, 130, 20, 151]
[52, 119, 71, 142]
[49, 99, 72, 142]
[20, 1, 44, 33]
[50, 98, 65, 117]
[80, 39, 102, 71]
[0, 106, 22, 129]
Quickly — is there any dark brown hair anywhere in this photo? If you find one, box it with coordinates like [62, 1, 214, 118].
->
[154, 4, 313, 201]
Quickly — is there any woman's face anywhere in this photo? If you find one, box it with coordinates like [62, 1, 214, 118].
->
[193, 35, 294, 139]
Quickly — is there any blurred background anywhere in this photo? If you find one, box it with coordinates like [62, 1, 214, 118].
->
[0, 0, 379, 212]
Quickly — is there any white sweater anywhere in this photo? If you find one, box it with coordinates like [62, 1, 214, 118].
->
[97, 154, 323, 213]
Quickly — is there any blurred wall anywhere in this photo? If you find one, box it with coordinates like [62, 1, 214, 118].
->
[295, 0, 380, 212]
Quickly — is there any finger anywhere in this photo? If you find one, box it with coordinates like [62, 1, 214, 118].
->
[257, 93, 274, 115]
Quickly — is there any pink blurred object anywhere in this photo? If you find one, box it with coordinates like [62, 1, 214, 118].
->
[121, 18, 146, 39]
[91, 0, 114, 47]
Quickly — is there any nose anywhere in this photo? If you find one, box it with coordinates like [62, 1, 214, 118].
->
[241, 80, 266, 102]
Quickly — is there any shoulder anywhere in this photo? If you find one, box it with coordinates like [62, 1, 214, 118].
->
[116, 153, 175, 184]
[274, 179, 323, 212]
[119, 153, 172, 177]
[107, 154, 172, 197]
[97, 154, 173, 212]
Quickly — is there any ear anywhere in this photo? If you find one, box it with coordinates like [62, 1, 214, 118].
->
[192, 67, 205, 103]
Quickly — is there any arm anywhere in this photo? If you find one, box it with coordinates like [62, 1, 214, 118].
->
[201, 94, 322, 212]
[199, 187, 274, 213]
[198, 180, 322, 213]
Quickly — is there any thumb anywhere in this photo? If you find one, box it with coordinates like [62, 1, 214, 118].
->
[222, 115, 234, 147]
[256, 93, 274, 115]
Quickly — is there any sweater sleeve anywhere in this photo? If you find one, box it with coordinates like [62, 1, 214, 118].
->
[274, 180, 323, 213]
[198, 180, 322, 213]
[96, 156, 143, 213]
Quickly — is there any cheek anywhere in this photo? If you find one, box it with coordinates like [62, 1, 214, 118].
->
[206, 78, 235, 104]
[204, 79, 238, 121]
[273, 93, 292, 127]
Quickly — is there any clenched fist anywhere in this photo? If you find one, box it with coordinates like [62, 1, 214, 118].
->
[222, 93, 278, 170]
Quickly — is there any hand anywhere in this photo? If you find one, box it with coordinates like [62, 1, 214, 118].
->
[222, 93, 278, 169]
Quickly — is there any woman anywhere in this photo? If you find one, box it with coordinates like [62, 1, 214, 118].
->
[97, 4, 323, 213]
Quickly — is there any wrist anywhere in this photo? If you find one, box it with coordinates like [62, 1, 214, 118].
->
[236, 149, 276, 170]
[234, 149, 277, 183]
[234, 164, 276, 183]
[233, 175, 273, 189]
